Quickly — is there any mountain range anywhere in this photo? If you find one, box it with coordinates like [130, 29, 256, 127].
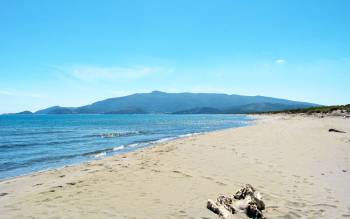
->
[32, 91, 319, 114]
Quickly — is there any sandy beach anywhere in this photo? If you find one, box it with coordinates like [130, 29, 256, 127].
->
[0, 114, 349, 218]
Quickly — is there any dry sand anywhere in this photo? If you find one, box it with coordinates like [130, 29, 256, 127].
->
[0, 115, 350, 218]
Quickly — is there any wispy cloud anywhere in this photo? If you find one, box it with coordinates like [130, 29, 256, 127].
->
[276, 59, 285, 64]
[0, 89, 46, 98]
[73, 66, 156, 80]
[53, 65, 170, 82]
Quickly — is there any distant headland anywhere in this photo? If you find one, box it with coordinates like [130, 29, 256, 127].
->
[9, 91, 320, 115]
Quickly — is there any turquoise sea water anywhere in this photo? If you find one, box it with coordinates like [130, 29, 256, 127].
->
[0, 114, 252, 180]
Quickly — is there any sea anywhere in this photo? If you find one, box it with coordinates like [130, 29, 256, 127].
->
[0, 114, 252, 180]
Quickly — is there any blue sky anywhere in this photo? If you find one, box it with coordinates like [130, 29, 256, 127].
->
[0, 0, 349, 113]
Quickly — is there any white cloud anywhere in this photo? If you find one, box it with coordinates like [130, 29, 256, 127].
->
[276, 59, 285, 64]
[63, 65, 167, 82]
[0, 89, 46, 98]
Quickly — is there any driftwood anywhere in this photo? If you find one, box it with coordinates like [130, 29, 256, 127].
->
[207, 184, 266, 219]
[207, 199, 234, 219]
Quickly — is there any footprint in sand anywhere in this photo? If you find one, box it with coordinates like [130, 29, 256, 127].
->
[42, 198, 51, 202]
[172, 170, 192, 178]
[153, 198, 161, 204]
[324, 187, 332, 194]
[151, 169, 161, 173]
[138, 192, 146, 197]
[255, 159, 263, 165]
[0, 192, 8, 197]
[215, 181, 227, 186]
[178, 210, 187, 217]
[312, 203, 338, 209]
[201, 176, 214, 181]
[288, 211, 302, 218]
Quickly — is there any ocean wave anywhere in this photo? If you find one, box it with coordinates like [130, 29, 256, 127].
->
[3, 130, 73, 136]
[0, 138, 91, 150]
[87, 145, 126, 158]
[0, 153, 83, 172]
[153, 137, 177, 143]
[0, 114, 251, 180]
[128, 142, 145, 147]
[93, 152, 107, 158]
[113, 145, 125, 151]
[178, 132, 201, 138]
[89, 130, 147, 138]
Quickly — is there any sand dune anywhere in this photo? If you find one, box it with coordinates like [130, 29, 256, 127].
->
[1, 115, 349, 218]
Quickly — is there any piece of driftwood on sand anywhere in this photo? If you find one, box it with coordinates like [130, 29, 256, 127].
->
[207, 184, 265, 219]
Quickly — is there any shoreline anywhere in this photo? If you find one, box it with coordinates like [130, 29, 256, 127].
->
[0, 131, 208, 183]
[0, 114, 256, 183]
[1, 114, 349, 218]
[0, 116, 253, 182]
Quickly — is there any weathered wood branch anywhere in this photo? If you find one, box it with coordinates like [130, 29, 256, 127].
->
[207, 199, 234, 219]
[207, 184, 266, 219]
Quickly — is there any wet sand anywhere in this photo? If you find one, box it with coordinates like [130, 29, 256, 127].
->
[0, 115, 350, 218]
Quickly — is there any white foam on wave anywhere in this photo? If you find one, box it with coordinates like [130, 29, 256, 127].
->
[152, 132, 202, 145]
[128, 143, 141, 148]
[113, 145, 125, 151]
[178, 132, 201, 138]
[93, 152, 107, 158]
[99, 130, 143, 138]
[96, 132, 205, 159]
[154, 137, 177, 144]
